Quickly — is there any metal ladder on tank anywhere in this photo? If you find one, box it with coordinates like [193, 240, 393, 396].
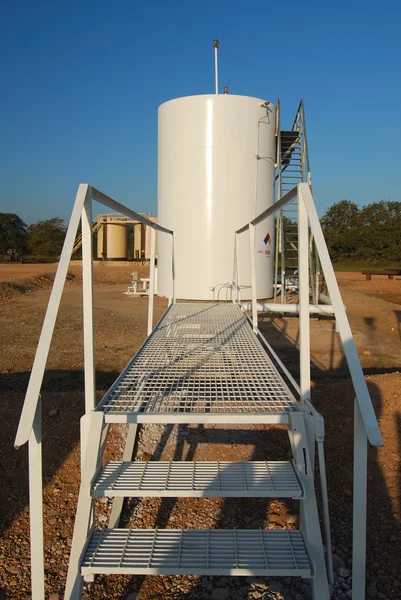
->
[14, 183, 383, 600]
[274, 100, 321, 303]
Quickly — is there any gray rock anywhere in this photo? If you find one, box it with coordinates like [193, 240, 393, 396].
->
[367, 586, 378, 598]
[338, 566, 350, 578]
[333, 553, 346, 570]
[48, 409, 58, 417]
[269, 580, 283, 593]
[346, 590, 353, 598]
[211, 589, 230, 600]
[126, 593, 138, 600]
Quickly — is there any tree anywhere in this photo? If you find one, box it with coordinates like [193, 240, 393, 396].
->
[320, 200, 360, 262]
[0, 213, 27, 254]
[26, 217, 66, 257]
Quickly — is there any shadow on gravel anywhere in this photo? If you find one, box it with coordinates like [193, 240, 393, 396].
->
[0, 369, 119, 536]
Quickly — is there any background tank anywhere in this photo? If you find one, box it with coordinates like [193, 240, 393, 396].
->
[97, 220, 127, 260]
[157, 94, 276, 300]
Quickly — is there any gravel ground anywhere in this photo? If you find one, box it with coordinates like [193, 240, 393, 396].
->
[0, 267, 400, 599]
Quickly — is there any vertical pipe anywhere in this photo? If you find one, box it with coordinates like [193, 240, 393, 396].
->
[82, 189, 96, 413]
[249, 224, 257, 331]
[171, 233, 175, 304]
[298, 185, 311, 407]
[147, 227, 156, 336]
[232, 234, 238, 303]
[28, 396, 44, 600]
[235, 232, 241, 303]
[353, 398, 368, 600]
[213, 39, 219, 94]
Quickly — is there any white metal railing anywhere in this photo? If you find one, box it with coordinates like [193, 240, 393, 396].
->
[233, 182, 383, 600]
[14, 184, 174, 600]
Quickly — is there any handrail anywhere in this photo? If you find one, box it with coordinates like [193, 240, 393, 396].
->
[91, 187, 172, 235]
[233, 181, 383, 599]
[236, 185, 298, 234]
[14, 183, 174, 600]
[15, 184, 173, 449]
[234, 182, 383, 448]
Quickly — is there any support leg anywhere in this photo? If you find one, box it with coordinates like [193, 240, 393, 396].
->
[109, 423, 138, 528]
[288, 413, 330, 600]
[64, 412, 105, 600]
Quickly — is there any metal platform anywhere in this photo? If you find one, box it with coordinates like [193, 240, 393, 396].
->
[98, 303, 299, 423]
[81, 529, 312, 577]
[92, 460, 303, 498]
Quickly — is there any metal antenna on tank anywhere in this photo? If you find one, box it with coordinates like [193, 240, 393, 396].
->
[213, 39, 219, 94]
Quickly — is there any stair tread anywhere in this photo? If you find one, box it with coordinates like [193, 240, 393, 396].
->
[92, 460, 303, 498]
[81, 528, 312, 576]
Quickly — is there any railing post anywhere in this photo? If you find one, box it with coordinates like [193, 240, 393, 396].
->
[147, 227, 156, 336]
[28, 396, 44, 600]
[298, 185, 310, 408]
[232, 233, 239, 303]
[249, 223, 257, 330]
[353, 397, 368, 600]
[82, 187, 96, 413]
[170, 232, 175, 305]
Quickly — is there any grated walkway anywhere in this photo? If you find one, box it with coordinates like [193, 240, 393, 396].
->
[98, 303, 299, 423]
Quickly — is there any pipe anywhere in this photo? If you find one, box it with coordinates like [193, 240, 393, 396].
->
[241, 302, 335, 315]
[213, 39, 219, 94]
[317, 292, 331, 305]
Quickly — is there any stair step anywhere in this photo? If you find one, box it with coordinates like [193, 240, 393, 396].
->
[81, 529, 312, 577]
[92, 461, 303, 498]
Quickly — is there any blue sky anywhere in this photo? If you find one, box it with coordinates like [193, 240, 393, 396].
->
[0, 0, 400, 224]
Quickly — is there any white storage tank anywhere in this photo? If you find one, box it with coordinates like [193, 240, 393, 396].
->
[157, 94, 276, 300]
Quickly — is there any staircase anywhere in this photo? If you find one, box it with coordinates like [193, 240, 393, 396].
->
[65, 303, 330, 599]
[275, 101, 317, 302]
[14, 182, 383, 600]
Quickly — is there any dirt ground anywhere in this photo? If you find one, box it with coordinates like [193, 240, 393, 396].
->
[0, 264, 400, 599]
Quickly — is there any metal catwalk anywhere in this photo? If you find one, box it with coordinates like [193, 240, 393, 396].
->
[98, 303, 300, 423]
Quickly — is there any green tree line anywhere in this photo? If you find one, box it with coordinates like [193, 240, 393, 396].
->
[0, 214, 66, 262]
[1, 198, 400, 264]
[321, 200, 401, 264]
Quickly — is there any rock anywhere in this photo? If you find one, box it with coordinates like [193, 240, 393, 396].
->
[338, 566, 350, 578]
[367, 586, 378, 598]
[269, 580, 283, 593]
[126, 594, 138, 600]
[268, 513, 281, 524]
[346, 591, 353, 599]
[48, 409, 58, 417]
[98, 515, 107, 523]
[211, 588, 230, 600]
[285, 513, 298, 524]
[333, 553, 346, 570]
[49, 594, 60, 600]
[8, 566, 21, 574]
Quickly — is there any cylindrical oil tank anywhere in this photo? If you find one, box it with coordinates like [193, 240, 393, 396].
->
[97, 221, 127, 260]
[157, 94, 276, 300]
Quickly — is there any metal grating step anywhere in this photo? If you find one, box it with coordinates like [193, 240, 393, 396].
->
[82, 529, 312, 577]
[97, 304, 299, 424]
[92, 461, 303, 498]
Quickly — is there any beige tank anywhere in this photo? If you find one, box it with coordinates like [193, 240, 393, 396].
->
[133, 216, 157, 260]
[97, 221, 127, 260]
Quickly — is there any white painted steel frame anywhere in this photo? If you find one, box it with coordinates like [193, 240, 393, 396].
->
[14, 184, 174, 600]
[235, 182, 383, 599]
